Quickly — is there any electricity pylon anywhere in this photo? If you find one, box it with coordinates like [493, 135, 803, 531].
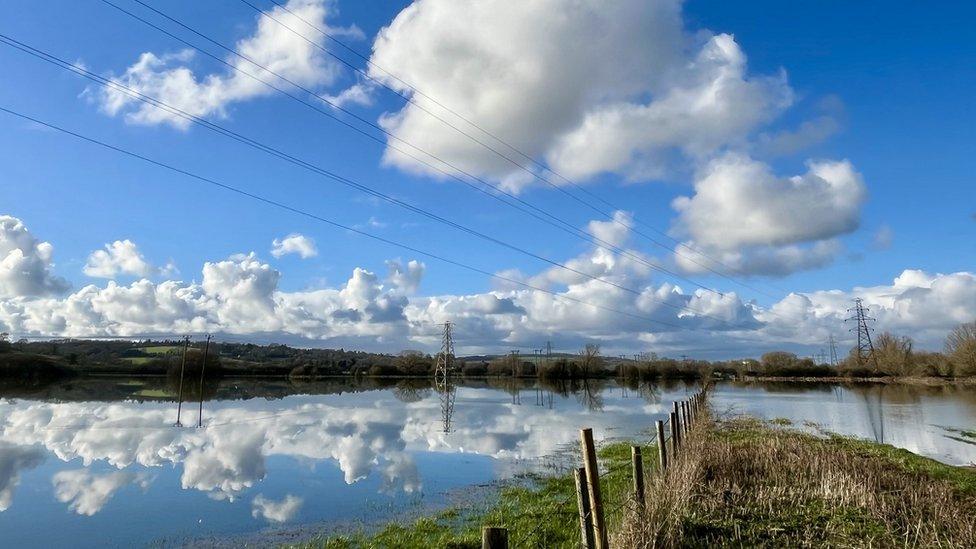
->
[827, 334, 839, 366]
[845, 298, 876, 367]
[434, 321, 456, 433]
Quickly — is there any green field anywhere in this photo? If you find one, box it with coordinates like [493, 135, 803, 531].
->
[139, 346, 183, 355]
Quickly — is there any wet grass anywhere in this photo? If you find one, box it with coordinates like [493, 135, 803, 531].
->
[301, 440, 653, 548]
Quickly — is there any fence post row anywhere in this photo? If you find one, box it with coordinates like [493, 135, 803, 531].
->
[580, 428, 609, 549]
[563, 389, 708, 549]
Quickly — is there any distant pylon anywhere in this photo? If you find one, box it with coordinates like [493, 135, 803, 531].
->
[845, 298, 876, 367]
[434, 321, 455, 384]
[434, 321, 456, 433]
[827, 334, 839, 366]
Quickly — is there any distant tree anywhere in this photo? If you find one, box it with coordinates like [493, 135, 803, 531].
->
[946, 321, 976, 376]
[760, 351, 798, 373]
[394, 350, 432, 376]
[872, 332, 914, 376]
[0, 332, 9, 353]
[578, 344, 604, 376]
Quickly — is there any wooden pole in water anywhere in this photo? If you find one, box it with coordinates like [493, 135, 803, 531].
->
[574, 467, 595, 549]
[196, 334, 211, 428]
[175, 335, 189, 426]
[580, 428, 608, 549]
[656, 420, 668, 472]
[632, 446, 645, 507]
[482, 527, 508, 549]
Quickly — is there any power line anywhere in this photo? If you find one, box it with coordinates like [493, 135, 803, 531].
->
[0, 32, 729, 324]
[0, 104, 696, 332]
[94, 0, 725, 298]
[237, 0, 784, 299]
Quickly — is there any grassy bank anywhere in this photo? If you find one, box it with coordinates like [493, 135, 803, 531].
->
[302, 415, 976, 548]
[619, 417, 976, 547]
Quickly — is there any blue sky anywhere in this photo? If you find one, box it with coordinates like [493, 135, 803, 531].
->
[1, 0, 973, 356]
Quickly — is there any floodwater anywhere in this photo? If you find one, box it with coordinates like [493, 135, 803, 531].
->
[0, 378, 973, 547]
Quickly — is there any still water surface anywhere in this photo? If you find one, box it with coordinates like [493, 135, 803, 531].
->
[0, 378, 973, 547]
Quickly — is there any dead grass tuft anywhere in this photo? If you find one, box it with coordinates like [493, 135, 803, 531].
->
[616, 416, 976, 548]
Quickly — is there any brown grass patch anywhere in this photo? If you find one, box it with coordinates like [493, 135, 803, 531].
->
[617, 416, 976, 548]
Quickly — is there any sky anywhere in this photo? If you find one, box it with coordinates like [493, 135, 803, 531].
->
[1, 0, 974, 358]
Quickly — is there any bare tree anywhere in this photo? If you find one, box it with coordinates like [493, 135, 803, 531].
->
[578, 343, 604, 377]
[946, 321, 976, 375]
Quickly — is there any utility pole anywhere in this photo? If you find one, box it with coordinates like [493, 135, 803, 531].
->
[434, 322, 456, 433]
[846, 298, 876, 368]
[175, 335, 189, 426]
[827, 334, 839, 367]
[196, 334, 211, 428]
[545, 341, 552, 367]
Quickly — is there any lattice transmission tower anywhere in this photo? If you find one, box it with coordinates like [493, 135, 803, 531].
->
[845, 298, 876, 367]
[434, 321, 456, 433]
[827, 334, 839, 367]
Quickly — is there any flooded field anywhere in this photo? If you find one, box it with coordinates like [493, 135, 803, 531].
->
[0, 378, 973, 547]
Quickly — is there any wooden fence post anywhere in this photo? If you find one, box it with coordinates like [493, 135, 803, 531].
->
[482, 527, 508, 549]
[670, 411, 680, 458]
[671, 402, 682, 450]
[574, 467, 595, 549]
[679, 401, 686, 436]
[580, 428, 609, 549]
[632, 446, 645, 507]
[655, 420, 668, 473]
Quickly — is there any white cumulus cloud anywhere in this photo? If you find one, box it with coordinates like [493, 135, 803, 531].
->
[83, 239, 171, 279]
[95, 0, 355, 129]
[670, 155, 866, 276]
[271, 233, 318, 259]
[0, 215, 69, 298]
[369, 0, 792, 188]
[0, 213, 971, 357]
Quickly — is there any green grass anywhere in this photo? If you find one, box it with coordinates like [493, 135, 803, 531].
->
[133, 389, 171, 398]
[121, 357, 154, 365]
[301, 441, 654, 548]
[139, 346, 182, 355]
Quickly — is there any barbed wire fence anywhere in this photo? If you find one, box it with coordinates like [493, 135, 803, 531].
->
[480, 385, 710, 548]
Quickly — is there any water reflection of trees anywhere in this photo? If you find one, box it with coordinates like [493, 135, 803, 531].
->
[391, 379, 432, 403]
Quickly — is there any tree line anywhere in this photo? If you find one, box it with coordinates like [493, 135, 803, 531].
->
[1, 320, 974, 380]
